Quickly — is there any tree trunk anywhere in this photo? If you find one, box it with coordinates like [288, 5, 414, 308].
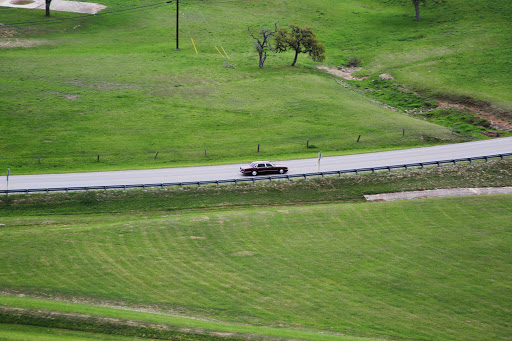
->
[259, 51, 266, 68]
[45, 0, 51, 16]
[413, 0, 421, 21]
[291, 50, 299, 66]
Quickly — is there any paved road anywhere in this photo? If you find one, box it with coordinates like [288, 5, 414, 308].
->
[3, 137, 512, 190]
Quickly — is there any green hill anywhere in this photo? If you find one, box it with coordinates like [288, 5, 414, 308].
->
[1, 0, 510, 174]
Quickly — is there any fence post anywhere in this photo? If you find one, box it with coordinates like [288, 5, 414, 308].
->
[257, 144, 260, 152]
[154, 151, 159, 160]
[357, 135, 361, 142]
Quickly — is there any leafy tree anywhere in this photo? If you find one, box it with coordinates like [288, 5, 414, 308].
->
[274, 25, 325, 67]
[45, 0, 52, 16]
[248, 23, 278, 68]
[387, 0, 446, 21]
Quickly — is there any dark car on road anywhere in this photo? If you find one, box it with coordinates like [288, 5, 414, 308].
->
[240, 161, 288, 176]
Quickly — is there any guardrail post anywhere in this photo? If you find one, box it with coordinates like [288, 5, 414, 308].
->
[269, 177, 272, 184]
[180, 183, 183, 190]
[388, 167, 391, 173]
[322, 172, 325, 178]
[235, 179, 238, 186]
[468, 158, 472, 164]
[500, 154, 504, 160]
[197, 182, 201, 188]
[420, 163, 423, 169]
[338, 171, 342, 178]
[304, 174, 308, 181]
[372, 168, 375, 174]
[66, 188, 69, 195]
[104, 186, 107, 193]
[404, 165, 408, 171]
[437, 161, 440, 167]
[287, 175, 290, 182]
[216, 181, 219, 188]
[453, 160, 456, 165]
[252, 178, 255, 185]
[124, 185, 127, 192]
[355, 170, 358, 176]
[46, 189, 49, 195]
[485, 156, 488, 162]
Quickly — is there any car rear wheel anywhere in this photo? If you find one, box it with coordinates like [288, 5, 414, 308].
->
[252, 171, 258, 176]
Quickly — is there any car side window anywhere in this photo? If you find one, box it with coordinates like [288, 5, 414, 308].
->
[258, 164, 265, 168]
[266, 163, 272, 167]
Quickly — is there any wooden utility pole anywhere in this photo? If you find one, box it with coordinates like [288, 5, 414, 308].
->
[166, 1, 179, 50]
[175, 0, 179, 50]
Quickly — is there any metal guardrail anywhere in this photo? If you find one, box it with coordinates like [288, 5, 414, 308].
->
[1, 153, 511, 196]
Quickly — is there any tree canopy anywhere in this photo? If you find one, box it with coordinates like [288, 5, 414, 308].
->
[274, 25, 325, 66]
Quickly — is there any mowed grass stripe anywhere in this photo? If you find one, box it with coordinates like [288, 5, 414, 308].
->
[1, 196, 511, 340]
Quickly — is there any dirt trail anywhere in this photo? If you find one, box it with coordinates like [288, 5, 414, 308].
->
[318, 65, 512, 132]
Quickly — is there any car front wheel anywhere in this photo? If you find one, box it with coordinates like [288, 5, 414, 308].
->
[252, 170, 258, 176]
[279, 169, 284, 174]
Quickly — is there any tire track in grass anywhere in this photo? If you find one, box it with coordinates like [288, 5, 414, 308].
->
[137, 220, 193, 304]
[331, 204, 431, 336]
[114, 224, 170, 302]
[67, 239, 109, 296]
[86, 232, 144, 301]
[147, 218, 201, 307]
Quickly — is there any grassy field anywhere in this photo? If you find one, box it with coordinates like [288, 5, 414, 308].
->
[1, 0, 511, 174]
[1, 161, 512, 340]
[1, 194, 511, 340]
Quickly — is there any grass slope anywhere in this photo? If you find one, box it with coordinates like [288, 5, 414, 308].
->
[1, 0, 511, 173]
[0, 194, 511, 340]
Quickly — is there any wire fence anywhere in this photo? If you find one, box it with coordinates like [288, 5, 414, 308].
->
[2, 153, 511, 196]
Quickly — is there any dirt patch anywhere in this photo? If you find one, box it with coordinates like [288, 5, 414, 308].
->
[231, 251, 255, 256]
[317, 65, 367, 80]
[437, 100, 512, 131]
[0, 38, 51, 48]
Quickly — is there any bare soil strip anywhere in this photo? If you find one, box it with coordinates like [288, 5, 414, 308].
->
[364, 187, 512, 202]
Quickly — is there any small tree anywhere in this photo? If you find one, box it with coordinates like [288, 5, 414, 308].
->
[248, 23, 278, 68]
[386, 0, 446, 21]
[45, 0, 52, 16]
[274, 25, 325, 67]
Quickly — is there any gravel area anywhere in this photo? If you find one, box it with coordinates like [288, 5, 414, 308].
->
[0, 0, 106, 14]
[364, 187, 512, 202]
